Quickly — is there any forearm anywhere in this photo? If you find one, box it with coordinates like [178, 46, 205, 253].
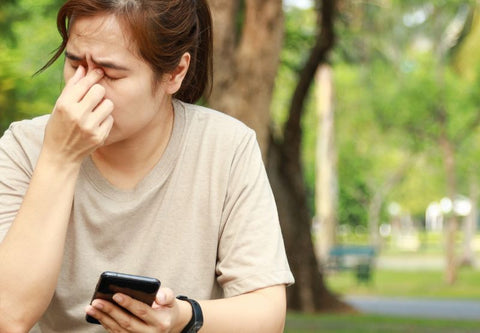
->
[0, 149, 81, 331]
[199, 285, 286, 333]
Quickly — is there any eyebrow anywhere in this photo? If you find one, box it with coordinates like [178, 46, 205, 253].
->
[64, 51, 129, 71]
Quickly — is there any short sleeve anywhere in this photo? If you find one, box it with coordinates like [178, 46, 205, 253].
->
[0, 120, 42, 242]
[216, 129, 294, 297]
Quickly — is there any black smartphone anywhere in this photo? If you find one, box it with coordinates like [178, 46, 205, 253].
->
[86, 271, 161, 324]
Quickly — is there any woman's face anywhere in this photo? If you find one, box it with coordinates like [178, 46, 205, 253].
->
[63, 14, 170, 146]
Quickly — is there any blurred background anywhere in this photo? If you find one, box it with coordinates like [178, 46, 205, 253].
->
[1, 0, 480, 332]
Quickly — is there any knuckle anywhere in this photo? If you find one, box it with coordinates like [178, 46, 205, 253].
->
[77, 120, 93, 133]
[135, 307, 149, 320]
[118, 318, 132, 329]
[159, 317, 173, 330]
[91, 132, 104, 145]
[54, 98, 68, 112]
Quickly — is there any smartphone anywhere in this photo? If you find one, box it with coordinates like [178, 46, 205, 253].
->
[86, 271, 161, 324]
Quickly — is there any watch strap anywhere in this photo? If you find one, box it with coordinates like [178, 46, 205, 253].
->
[176, 295, 204, 333]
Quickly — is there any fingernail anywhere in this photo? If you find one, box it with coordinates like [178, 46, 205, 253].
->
[158, 292, 166, 303]
[86, 305, 96, 315]
[95, 68, 103, 75]
[92, 301, 104, 310]
[113, 294, 123, 303]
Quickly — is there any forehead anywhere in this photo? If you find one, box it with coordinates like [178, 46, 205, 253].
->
[67, 14, 139, 60]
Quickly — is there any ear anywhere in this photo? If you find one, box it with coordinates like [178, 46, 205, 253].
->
[164, 52, 191, 95]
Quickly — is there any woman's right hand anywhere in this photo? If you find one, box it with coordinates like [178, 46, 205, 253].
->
[43, 65, 114, 164]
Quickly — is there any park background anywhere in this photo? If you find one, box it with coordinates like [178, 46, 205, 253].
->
[1, 0, 480, 331]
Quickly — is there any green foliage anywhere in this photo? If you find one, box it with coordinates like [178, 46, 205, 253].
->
[330, 0, 480, 223]
[272, 7, 316, 132]
[0, 0, 63, 134]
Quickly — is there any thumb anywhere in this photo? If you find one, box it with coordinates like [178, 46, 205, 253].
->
[155, 287, 175, 307]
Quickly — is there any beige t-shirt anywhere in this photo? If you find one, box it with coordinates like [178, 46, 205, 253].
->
[0, 100, 294, 332]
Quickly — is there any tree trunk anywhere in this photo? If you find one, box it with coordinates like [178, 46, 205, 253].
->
[208, 0, 350, 312]
[367, 158, 411, 248]
[314, 64, 338, 263]
[268, 136, 350, 312]
[460, 175, 478, 267]
[439, 134, 459, 285]
[207, 0, 284, 156]
[268, 0, 351, 312]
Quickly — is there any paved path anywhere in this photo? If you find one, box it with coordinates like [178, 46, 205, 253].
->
[345, 295, 480, 320]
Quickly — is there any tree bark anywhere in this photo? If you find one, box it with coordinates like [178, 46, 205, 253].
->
[268, 0, 352, 312]
[268, 137, 349, 312]
[367, 158, 411, 248]
[207, 0, 284, 156]
[314, 64, 338, 263]
[439, 133, 459, 285]
[460, 175, 478, 267]
[460, 175, 480, 267]
[208, 0, 350, 312]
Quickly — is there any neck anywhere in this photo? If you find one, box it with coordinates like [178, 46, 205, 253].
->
[91, 102, 174, 189]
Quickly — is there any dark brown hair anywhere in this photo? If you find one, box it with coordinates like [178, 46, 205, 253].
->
[40, 0, 212, 103]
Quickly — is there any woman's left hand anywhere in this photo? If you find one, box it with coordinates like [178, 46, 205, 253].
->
[85, 287, 188, 332]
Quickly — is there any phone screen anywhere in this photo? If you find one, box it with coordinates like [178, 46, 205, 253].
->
[86, 271, 161, 324]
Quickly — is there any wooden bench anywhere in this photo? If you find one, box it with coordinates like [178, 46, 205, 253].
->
[327, 245, 377, 283]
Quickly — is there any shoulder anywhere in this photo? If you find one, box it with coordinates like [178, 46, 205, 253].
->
[178, 101, 256, 144]
[2, 115, 49, 145]
[0, 115, 49, 163]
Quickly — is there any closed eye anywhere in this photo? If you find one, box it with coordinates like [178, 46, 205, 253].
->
[103, 73, 123, 81]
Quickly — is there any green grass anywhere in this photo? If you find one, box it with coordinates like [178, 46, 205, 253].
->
[285, 312, 480, 333]
[325, 267, 480, 299]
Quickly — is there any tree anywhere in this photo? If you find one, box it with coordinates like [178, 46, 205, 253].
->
[0, 0, 63, 134]
[207, 0, 284, 156]
[314, 64, 338, 262]
[207, 0, 350, 311]
[337, 0, 479, 284]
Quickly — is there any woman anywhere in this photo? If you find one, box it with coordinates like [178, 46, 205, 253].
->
[0, 0, 294, 332]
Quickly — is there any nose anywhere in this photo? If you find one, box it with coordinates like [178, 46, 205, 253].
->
[73, 59, 102, 75]
[84, 56, 102, 74]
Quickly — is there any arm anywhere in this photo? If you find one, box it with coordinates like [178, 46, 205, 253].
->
[86, 284, 287, 333]
[200, 284, 286, 332]
[0, 66, 113, 332]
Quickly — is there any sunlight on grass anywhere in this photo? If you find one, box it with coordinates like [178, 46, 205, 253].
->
[285, 312, 480, 333]
[325, 268, 480, 299]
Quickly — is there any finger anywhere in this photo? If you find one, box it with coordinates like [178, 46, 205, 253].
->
[67, 68, 105, 103]
[65, 65, 86, 87]
[89, 299, 142, 331]
[80, 84, 106, 112]
[155, 287, 175, 307]
[98, 116, 114, 146]
[113, 293, 155, 324]
[90, 98, 114, 123]
[79, 99, 114, 147]
[97, 114, 114, 146]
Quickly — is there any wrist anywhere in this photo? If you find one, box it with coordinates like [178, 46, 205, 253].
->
[38, 147, 83, 175]
[176, 296, 204, 333]
[175, 297, 193, 333]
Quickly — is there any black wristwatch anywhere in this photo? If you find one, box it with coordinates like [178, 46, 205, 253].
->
[176, 295, 203, 333]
